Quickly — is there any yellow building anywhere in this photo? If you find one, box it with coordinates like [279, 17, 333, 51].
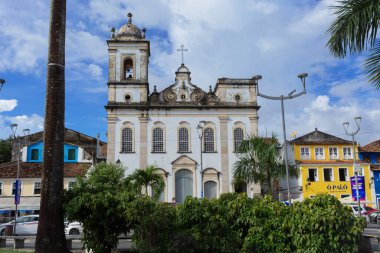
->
[290, 128, 372, 206]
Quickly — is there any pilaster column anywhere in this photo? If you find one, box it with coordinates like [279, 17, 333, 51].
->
[108, 48, 117, 82]
[139, 115, 149, 168]
[106, 115, 117, 163]
[218, 115, 230, 193]
[249, 114, 259, 136]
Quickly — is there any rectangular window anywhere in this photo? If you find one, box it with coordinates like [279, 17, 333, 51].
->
[153, 128, 164, 152]
[315, 147, 324, 160]
[308, 168, 318, 182]
[338, 168, 348, 181]
[34, 182, 41, 194]
[300, 147, 310, 159]
[178, 128, 189, 152]
[0, 182, 2, 195]
[329, 147, 338, 160]
[31, 149, 39, 160]
[363, 155, 371, 163]
[343, 147, 352, 159]
[68, 149, 76, 160]
[323, 168, 333, 182]
[68, 181, 76, 191]
[377, 155, 380, 163]
[341, 194, 350, 199]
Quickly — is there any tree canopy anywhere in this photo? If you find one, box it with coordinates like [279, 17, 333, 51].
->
[326, 0, 380, 89]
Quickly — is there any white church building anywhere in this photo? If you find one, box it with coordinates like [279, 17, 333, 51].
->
[106, 13, 260, 203]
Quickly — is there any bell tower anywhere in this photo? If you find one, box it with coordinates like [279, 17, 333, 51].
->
[107, 13, 150, 104]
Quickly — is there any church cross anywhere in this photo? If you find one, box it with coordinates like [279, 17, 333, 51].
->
[177, 44, 188, 64]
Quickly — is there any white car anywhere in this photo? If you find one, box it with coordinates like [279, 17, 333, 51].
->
[0, 215, 39, 235]
[65, 221, 83, 235]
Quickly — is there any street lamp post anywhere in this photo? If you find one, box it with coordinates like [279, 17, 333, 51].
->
[10, 124, 30, 235]
[343, 116, 362, 216]
[254, 73, 308, 205]
[0, 79, 5, 92]
[197, 121, 206, 198]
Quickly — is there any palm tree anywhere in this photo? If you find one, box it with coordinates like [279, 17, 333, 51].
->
[233, 135, 298, 195]
[326, 0, 380, 89]
[129, 165, 165, 200]
[36, 0, 68, 252]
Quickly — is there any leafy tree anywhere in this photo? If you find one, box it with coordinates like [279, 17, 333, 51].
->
[326, 0, 380, 89]
[64, 163, 133, 253]
[289, 194, 365, 253]
[0, 138, 12, 163]
[233, 135, 298, 195]
[126, 196, 177, 253]
[128, 165, 165, 199]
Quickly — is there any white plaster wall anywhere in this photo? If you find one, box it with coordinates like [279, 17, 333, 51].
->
[225, 88, 250, 102]
[77, 147, 93, 163]
[114, 108, 257, 201]
[115, 88, 142, 103]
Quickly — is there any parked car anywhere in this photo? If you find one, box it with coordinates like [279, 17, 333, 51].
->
[65, 221, 83, 235]
[0, 215, 39, 235]
[369, 211, 380, 224]
[349, 205, 370, 223]
[364, 206, 379, 215]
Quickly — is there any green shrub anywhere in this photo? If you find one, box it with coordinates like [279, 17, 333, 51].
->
[289, 194, 365, 253]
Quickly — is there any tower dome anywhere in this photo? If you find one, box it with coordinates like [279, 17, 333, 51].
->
[114, 13, 145, 40]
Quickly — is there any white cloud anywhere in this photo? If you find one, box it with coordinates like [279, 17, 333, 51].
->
[0, 99, 17, 112]
[0, 114, 44, 139]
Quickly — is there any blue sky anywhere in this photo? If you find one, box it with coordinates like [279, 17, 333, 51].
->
[0, 0, 379, 145]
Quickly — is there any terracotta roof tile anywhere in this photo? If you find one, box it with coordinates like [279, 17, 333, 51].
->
[360, 140, 380, 152]
[0, 161, 91, 178]
[291, 128, 352, 145]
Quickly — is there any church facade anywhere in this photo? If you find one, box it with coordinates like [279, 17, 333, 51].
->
[106, 14, 260, 203]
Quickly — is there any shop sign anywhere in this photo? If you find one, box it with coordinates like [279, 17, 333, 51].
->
[350, 176, 365, 201]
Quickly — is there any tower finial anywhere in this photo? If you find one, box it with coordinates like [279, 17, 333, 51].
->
[127, 12, 132, 23]
[177, 44, 188, 65]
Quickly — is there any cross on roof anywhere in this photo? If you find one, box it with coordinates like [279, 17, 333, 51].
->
[177, 44, 188, 64]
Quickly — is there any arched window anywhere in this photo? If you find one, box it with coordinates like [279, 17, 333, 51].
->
[178, 127, 189, 152]
[175, 169, 193, 203]
[234, 128, 244, 152]
[204, 181, 217, 199]
[153, 128, 164, 152]
[203, 128, 215, 152]
[124, 58, 134, 79]
[122, 128, 133, 153]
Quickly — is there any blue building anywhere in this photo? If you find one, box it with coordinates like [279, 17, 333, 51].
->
[359, 140, 380, 208]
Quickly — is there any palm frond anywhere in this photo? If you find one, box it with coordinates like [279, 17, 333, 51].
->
[326, 0, 380, 57]
[364, 40, 380, 89]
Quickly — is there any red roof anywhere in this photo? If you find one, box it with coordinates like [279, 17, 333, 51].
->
[360, 140, 380, 153]
[0, 161, 91, 178]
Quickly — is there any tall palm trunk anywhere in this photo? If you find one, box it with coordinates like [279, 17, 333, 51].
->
[35, 0, 68, 252]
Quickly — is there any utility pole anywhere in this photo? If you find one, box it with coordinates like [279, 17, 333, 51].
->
[35, 0, 68, 252]
[254, 73, 308, 205]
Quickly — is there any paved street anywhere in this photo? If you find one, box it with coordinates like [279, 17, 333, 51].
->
[3, 238, 134, 252]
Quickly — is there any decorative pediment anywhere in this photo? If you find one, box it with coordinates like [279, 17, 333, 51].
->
[171, 155, 198, 166]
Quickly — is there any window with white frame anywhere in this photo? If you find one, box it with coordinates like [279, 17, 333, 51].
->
[340, 194, 350, 199]
[234, 128, 244, 152]
[301, 147, 310, 159]
[68, 181, 76, 191]
[178, 127, 189, 152]
[323, 168, 333, 181]
[343, 147, 352, 159]
[308, 168, 318, 182]
[0, 182, 2, 195]
[153, 128, 165, 152]
[203, 128, 215, 152]
[338, 168, 348, 181]
[315, 147, 324, 160]
[122, 128, 133, 153]
[329, 147, 338, 160]
[34, 182, 41, 194]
